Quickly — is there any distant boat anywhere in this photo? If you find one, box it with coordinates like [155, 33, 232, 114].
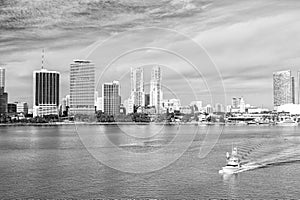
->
[219, 147, 242, 174]
[276, 117, 298, 126]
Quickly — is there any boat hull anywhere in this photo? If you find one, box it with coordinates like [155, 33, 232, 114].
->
[220, 166, 241, 174]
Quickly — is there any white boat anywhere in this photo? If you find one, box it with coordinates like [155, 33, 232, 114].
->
[276, 117, 298, 126]
[219, 147, 242, 174]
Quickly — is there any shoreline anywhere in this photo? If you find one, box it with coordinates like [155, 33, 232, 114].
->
[0, 122, 289, 127]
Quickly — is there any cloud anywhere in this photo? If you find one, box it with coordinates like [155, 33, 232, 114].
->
[1, 0, 300, 108]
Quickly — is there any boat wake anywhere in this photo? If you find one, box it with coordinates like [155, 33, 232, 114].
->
[229, 136, 300, 174]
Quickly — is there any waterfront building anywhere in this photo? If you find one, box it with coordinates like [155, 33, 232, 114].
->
[150, 66, 163, 114]
[298, 71, 300, 104]
[0, 67, 7, 116]
[0, 67, 5, 89]
[215, 103, 224, 113]
[162, 99, 181, 113]
[145, 94, 150, 107]
[102, 81, 121, 115]
[16, 102, 28, 115]
[69, 60, 95, 115]
[232, 97, 240, 108]
[131, 67, 145, 107]
[96, 97, 103, 111]
[273, 70, 295, 108]
[124, 98, 134, 114]
[180, 106, 192, 114]
[190, 101, 203, 112]
[33, 69, 60, 117]
[7, 103, 17, 116]
[239, 98, 246, 113]
[205, 104, 213, 114]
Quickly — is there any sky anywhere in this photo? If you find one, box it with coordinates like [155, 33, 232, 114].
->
[1, 0, 300, 109]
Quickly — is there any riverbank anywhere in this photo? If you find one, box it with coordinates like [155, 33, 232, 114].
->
[0, 121, 287, 127]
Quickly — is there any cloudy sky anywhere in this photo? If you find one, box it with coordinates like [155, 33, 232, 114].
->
[1, 0, 300, 108]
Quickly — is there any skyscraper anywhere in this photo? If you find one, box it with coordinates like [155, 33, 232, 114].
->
[150, 66, 163, 114]
[273, 70, 294, 108]
[33, 69, 60, 117]
[0, 67, 7, 116]
[102, 81, 121, 115]
[130, 67, 145, 107]
[69, 60, 95, 115]
[298, 71, 300, 104]
[0, 67, 5, 89]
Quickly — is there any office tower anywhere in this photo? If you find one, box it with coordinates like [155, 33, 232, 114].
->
[292, 76, 295, 104]
[7, 103, 17, 116]
[0, 67, 7, 116]
[102, 81, 121, 115]
[239, 98, 246, 113]
[124, 98, 134, 114]
[16, 102, 29, 115]
[0, 67, 5, 89]
[273, 70, 294, 108]
[232, 97, 239, 108]
[33, 69, 60, 117]
[145, 94, 150, 107]
[96, 97, 103, 111]
[69, 60, 95, 115]
[131, 67, 145, 107]
[298, 71, 300, 104]
[150, 66, 163, 114]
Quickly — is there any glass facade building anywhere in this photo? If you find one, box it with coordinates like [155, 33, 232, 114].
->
[0, 68, 7, 116]
[69, 60, 95, 115]
[33, 69, 60, 117]
[102, 81, 121, 116]
[273, 70, 295, 108]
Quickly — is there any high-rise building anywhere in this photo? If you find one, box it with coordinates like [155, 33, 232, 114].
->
[131, 67, 145, 107]
[0, 67, 5, 89]
[16, 102, 28, 115]
[124, 98, 134, 114]
[150, 66, 163, 114]
[145, 94, 150, 107]
[273, 70, 294, 108]
[69, 60, 95, 115]
[298, 71, 300, 104]
[0, 67, 7, 116]
[232, 97, 240, 108]
[33, 69, 60, 117]
[102, 81, 121, 115]
[7, 103, 17, 116]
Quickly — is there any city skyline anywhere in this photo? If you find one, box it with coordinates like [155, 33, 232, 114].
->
[2, 1, 300, 108]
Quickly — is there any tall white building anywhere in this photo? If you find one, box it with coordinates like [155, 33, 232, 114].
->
[69, 60, 95, 115]
[16, 102, 28, 115]
[162, 99, 181, 113]
[102, 81, 121, 115]
[131, 67, 145, 107]
[33, 69, 60, 117]
[124, 98, 134, 114]
[150, 66, 163, 114]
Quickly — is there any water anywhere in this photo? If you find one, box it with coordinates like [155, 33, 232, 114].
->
[0, 125, 299, 199]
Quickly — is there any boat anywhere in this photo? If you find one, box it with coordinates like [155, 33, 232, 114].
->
[219, 146, 242, 174]
[276, 117, 298, 126]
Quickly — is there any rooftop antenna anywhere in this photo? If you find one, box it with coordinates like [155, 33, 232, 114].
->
[42, 48, 45, 69]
